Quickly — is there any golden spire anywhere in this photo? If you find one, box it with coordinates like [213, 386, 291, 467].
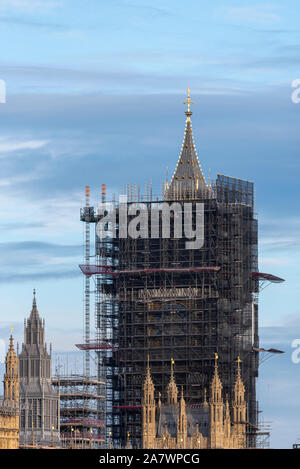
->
[203, 387, 208, 407]
[184, 87, 194, 119]
[126, 431, 130, 449]
[9, 326, 14, 349]
[210, 352, 222, 404]
[145, 353, 152, 382]
[143, 353, 154, 402]
[171, 357, 175, 377]
[234, 356, 245, 392]
[167, 357, 178, 405]
[237, 356, 242, 373]
[214, 352, 219, 369]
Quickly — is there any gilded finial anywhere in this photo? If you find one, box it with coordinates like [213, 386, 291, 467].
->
[214, 352, 219, 364]
[171, 357, 175, 377]
[32, 288, 37, 308]
[9, 326, 14, 349]
[236, 356, 242, 374]
[126, 430, 130, 448]
[204, 387, 208, 406]
[184, 87, 194, 120]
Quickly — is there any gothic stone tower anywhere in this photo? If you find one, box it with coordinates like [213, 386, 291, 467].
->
[116, 89, 258, 447]
[18, 290, 60, 446]
[0, 332, 19, 449]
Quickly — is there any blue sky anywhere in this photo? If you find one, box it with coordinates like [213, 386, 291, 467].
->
[0, 0, 300, 448]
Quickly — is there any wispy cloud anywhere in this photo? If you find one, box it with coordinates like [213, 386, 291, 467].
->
[259, 256, 292, 267]
[0, 15, 66, 30]
[0, 137, 48, 154]
[0, 270, 80, 283]
[116, 1, 171, 19]
[0, 241, 82, 275]
[0, 221, 45, 230]
[0, 0, 61, 13]
[260, 216, 300, 252]
[0, 171, 40, 187]
[0, 240, 81, 256]
[221, 5, 281, 25]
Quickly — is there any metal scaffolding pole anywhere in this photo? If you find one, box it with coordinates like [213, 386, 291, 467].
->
[84, 185, 91, 378]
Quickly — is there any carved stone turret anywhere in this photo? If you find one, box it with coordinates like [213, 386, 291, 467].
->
[4, 332, 19, 404]
[232, 357, 247, 448]
[0, 330, 19, 449]
[142, 355, 156, 448]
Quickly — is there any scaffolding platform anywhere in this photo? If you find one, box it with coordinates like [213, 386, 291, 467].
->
[52, 374, 105, 449]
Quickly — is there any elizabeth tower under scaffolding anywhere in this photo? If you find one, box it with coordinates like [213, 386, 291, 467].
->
[80, 90, 283, 448]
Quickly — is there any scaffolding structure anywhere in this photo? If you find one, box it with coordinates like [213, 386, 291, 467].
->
[79, 178, 286, 448]
[52, 375, 105, 449]
[80, 184, 119, 447]
[78, 97, 285, 448]
[255, 412, 271, 449]
[78, 177, 250, 447]
[110, 176, 259, 447]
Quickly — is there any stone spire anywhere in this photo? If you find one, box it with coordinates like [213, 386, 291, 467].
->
[32, 288, 37, 308]
[4, 329, 19, 403]
[24, 289, 45, 346]
[232, 357, 247, 448]
[234, 356, 245, 399]
[143, 354, 155, 405]
[203, 387, 208, 407]
[165, 88, 208, 200]
[209, 352, 224, 449]
[177, 386, 187, 448]
[210, 353, 223, 404]
[142, 355, 156, 449]
[166, 358, 178, 405]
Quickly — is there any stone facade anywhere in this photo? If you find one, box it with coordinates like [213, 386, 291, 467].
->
[142, 354, 247, 449]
